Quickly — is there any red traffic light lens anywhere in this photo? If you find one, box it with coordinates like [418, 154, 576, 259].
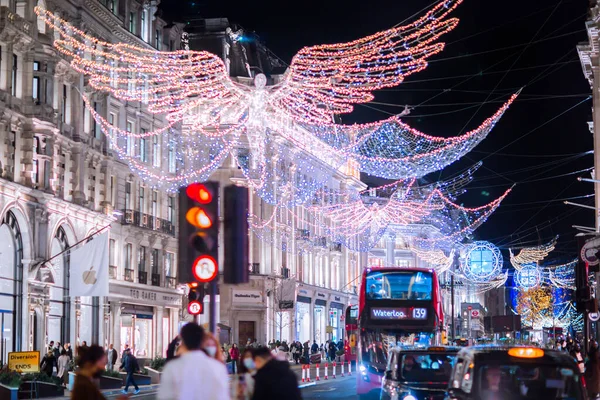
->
[186, 207, 213, 229]
[188, 300, 203, 315]
[192, 255, 218, 282]
[186, 183, 213, 204]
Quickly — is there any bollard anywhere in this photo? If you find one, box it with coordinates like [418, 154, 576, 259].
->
[306, 363, 311, 382]
[332, 362, 337, 379]
[347, 361, 352, 375]
[315, 364, 320, 381]
[301, 364, 306, 383]
[341, 360, 345, 377]
[324, 363, 329, 380]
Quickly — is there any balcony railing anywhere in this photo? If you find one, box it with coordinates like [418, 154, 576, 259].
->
[109, 265, 117, 279]
[249, 263, 260, 274]
[121, 209, 176, 236]
[166, 276, 177, 288]
[314, 237, 328, 248]
[151, 273, 161, 287]
[124, 268, 134, 282]
[296, 229, 310, 241]
[138, 270, 147, 285]
[330, 243, 342, 253]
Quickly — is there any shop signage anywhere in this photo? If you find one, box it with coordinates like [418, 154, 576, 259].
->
[329, 295, 343, 302]
[232, 290, 263, 304]
[298, 288, 313, 297]
[326, 326, 334, 333]
[8, 351, 40, 373]
[316, 292, 327, 299]
[370, 307, 427, 321]
[279, 300, 294, 310]
[110, 284, 182, 307]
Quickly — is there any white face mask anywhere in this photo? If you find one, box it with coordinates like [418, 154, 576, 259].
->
[205, 346, 217, 357]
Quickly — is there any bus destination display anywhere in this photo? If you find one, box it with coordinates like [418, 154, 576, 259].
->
[370, 307, 428, 320]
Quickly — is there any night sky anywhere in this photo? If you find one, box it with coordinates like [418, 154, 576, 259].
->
[161, 0, 593, 260]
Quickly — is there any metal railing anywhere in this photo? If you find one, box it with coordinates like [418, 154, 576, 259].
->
[151, 273, 161, 287]
[138, 270, 147, 284]
[124, 268, 134, 282]
[109, 265, 117, 279]
[121, 209, 175, 236]
[330, 243, 342, 253]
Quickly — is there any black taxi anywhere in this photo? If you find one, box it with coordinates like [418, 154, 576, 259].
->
[381, 346, 460, 400]
[447, 346, 586, 400]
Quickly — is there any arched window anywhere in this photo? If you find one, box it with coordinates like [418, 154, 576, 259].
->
[0, 211, 24, 361]
[48, 227, 69, 345]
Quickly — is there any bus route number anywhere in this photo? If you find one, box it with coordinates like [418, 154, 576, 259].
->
[412, 308, 427, 320]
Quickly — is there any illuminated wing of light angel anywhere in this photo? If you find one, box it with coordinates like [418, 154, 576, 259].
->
[509, 235, 558, 270]
[36, 7, 248, 189]
[270, 0, 463, 124]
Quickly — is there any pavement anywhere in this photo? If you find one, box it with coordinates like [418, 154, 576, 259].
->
[44, 363, 357, 399]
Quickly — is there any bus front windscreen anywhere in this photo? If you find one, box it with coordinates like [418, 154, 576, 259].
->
[366, 270, 433, 300]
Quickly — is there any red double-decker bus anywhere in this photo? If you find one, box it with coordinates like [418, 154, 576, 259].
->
[344, 305, 358, 362]
[356, 267, 444, 399]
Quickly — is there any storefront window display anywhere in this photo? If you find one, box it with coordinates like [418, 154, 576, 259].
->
[162, 317, 170, 356]
[296, 300, 310, 343]
[329, 309, 341, 342]
[120, 305, 153, 358]
[79, 296, 93, 346]
[0, 223, 16, 363]
[314, 302, 326, 344]
[47, 229, 69, 345]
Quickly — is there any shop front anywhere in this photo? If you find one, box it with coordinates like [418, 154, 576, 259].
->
[296, 288, 312, 343]
[229, 289, 265, 345]
[314, 292, 327, 344]
[328, 294, 346, 343]
[107, 282, 182, 361]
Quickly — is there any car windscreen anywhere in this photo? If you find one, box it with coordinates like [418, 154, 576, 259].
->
[478, 363, 583, 400]
[398, 353, 456, 382]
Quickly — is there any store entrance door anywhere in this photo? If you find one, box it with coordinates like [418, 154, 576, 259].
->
[238, 321, 255, 345]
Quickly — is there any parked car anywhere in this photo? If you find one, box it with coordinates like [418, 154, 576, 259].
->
[447, 345, 586, 400]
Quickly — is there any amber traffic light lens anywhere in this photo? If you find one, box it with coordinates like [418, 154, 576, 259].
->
[186, 183, 213, 204]
[186, 207, 213, 229]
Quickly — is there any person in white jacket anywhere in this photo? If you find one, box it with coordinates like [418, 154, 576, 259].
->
[157, 323, 229, 400]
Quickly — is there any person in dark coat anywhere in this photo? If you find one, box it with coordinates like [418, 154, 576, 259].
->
[310, 341, 319, 354]
[251, 347, 301, 400]
[586, 343, 600, 399]
[166, 336, 180, 361]
[120, 348, 140, 395]
[302, 341, 310, 364]
[328, 341, 337, 362]
[40, 350, 56, 377]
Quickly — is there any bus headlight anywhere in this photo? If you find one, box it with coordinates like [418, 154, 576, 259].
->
[359, 365, 367, 374]
[403, 395, 417, 400]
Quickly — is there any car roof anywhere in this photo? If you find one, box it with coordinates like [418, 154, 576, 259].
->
[390, 346, 461, 354]
[456, 345, 578, 366]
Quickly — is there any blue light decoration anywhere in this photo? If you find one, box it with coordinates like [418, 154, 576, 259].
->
[515, 264, 542, 289]
[461, 241, 503, 283]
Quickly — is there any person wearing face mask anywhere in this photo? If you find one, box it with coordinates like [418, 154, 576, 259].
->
[202, 332, 225, 363]
[157, 323, 229, 400]
[234, 349, 256, 400]
[71, 345, 128, 400]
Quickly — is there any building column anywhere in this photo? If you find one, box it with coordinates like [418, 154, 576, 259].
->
[112, 302, 121, 355]
[155, 306, 163, 358]
[386, 235, 395, 266]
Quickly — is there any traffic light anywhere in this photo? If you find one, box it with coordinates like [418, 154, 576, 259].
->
[178, 182, 219, 285]
[187, 283, 205, 315]
[224, 185, 249, 284]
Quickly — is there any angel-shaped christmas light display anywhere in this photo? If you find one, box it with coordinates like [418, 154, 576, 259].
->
[35, 0, 517, 209]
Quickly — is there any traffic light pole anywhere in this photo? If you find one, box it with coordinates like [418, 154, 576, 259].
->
[209, 280, 217, 334]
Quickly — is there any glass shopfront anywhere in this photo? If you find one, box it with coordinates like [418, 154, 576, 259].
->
[120, 304, 153, 358]
[329, 302, 345, 342]
[296, 296, 311, 343]
[314, 300, 326, 344]
[0, 223, 16, 364]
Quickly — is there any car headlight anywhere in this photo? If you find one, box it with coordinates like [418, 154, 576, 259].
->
[403, 395, 417, 400]
[359, 365, 367, 375]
